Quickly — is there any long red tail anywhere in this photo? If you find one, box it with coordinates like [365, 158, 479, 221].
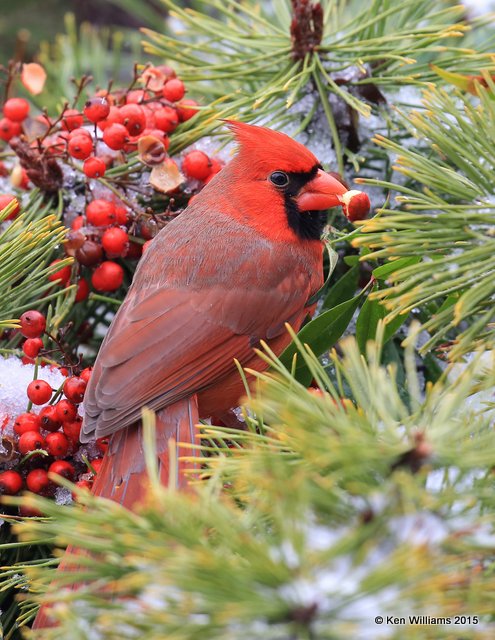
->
[91, 396, 198, 506]
[31, 396, 199, 630]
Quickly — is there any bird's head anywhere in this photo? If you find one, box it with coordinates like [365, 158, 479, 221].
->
[220, 120, 369, 241]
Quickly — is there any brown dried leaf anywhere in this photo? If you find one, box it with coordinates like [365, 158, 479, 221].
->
[150, 158, 184, 193]
[138, 135, 167, 167]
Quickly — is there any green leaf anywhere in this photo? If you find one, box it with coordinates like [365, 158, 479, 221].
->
[372, 256, 421, 280]
[356, 286, 409, 353]
[279, 293, 363, 385]
[437, 292, 461, 314]
[321, 264, 359, 311]
[356, 291, 386, 353]
[383, 312, 409, 344]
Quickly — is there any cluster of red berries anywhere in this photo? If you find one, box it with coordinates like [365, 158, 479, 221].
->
[0, 64, 225, 298]
[0, 66, 227, 510]
[0, 97, 30, 142]
[0, 310, 107, 511]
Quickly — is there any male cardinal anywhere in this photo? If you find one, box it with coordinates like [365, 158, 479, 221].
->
[33, 121, 369, 629]
[79, 120, 368, 505]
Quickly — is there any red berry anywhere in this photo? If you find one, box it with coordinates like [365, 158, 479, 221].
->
[119, 104, 146, 136]
[68, 134, 93, 160]
[80, 367, 93, 384]
[63, 376, 87, 404]
[3, 98, 30, 122]
[182, 150, 211, 181]
[75, 240, 103, 266]
[102, 227, 129, 257]
[162, 78, 185, 103]
[61, 109, 84, 131]
[73, 479, 93, 500]
[27, 379, 52, 405]
[156, 64, 176, 80]
[18, 504, 44, 517]
[0, 470, 23, 495]
[83, 156, 106, 178]
[97, 105, 124, 131]
[102, 123, 128, 150]
[68, 127, 92, 141]
[22, 337, 44, 358]
[126, 89, 150, 104]
[85, 199, 116, 226]
[40, 405, 62, 432]
[126, 241, 142, 260]
[89, 457, 104, 474]
[140, 128, 169, 148]
[19, 310, 46, 338]
[91, 261, 124, 292]
[176, 99, 199, 122]
[205, 157, 224, 181]
[84, 97, 110, 123]
[75, 277, 90, 302]
[154, 106, 179, 133]
[95, 437, 109, 455]
[342, 191, 371, 222]
[114, 205, 129, 225]
[14, 412, 41, 435]
[63, 416, 82, 442]
[48, 259, 71, 286]
[0, 194, 21, 220]
[45, 431, 69, 457]
[55, 399, 78, 423]
[0, 117, 22, 141]
[49, 460, 75, 481]
[18, 430, 45, 454]
[26, 469, 50, 494]
[71, 215, 84, 231]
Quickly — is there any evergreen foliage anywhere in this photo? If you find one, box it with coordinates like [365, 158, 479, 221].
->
[1, 2, 495, 638]
[6, 329, 495, 639]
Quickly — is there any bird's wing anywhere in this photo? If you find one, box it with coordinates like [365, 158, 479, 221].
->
[82, 214, 322, 440]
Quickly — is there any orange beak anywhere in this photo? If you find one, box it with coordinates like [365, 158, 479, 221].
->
[296, 169, 349, 211]
[296, 169, 371, 221]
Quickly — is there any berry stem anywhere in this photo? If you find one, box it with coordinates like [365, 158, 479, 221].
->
[19, 448, 49, 466]
[44, 331, 81, 374]
[96, 177, 144, 216]
[70, 74, 93, 108]
[48, 379, 68, 406]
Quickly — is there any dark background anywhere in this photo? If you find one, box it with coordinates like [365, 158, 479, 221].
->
[0, 0, 166, 62]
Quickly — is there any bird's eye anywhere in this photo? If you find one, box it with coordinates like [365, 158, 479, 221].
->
[269, 171, 290, 187]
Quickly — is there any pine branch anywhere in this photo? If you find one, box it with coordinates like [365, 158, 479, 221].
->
[4, 328, 495, 638]
[353, 80, 495, 358]
[145, 0, 494, 160]
[0, 194, 72, 324]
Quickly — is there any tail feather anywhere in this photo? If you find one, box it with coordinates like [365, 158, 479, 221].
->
[91, 395, 199, 507]
[31, 396, 199, 630]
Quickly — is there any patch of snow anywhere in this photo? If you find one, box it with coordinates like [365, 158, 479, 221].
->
[0, 356, 66, 434]
[462, 0, 495, 17]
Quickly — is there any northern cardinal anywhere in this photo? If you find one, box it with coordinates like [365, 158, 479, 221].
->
[33, 121, 369, 629]
[79, 121, 368, 505]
